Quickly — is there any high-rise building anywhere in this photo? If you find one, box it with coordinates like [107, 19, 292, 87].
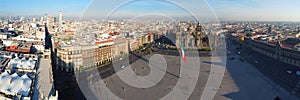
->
[19, 16, 24, 21]
[58, 10, 63, 26]
[32, 17, 36, 22]
[43, 13, 50, 27]
[268, 26, 272, 34]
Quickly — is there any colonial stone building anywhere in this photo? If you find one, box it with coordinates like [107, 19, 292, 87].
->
[176, 22, 208, 49]
[56, 46, 82, 71]
[112, 39, 128, 59]
[250, 38, 300, 67]
[55, 33, 154, 71]
[96, 45, 112, 66]
[81, 44, 96, 68]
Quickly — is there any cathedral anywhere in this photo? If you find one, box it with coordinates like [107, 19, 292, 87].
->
[176, 22, 209, 49]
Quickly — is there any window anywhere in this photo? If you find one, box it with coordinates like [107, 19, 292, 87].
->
[44, 55, 49, 59]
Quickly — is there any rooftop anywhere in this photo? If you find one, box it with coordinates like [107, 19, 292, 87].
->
[0, 71, 32, 97]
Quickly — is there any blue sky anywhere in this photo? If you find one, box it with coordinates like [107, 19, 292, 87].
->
[208, 0, 300, 21]
[0, 0, 90, 16]
[1, 0, 300, 21]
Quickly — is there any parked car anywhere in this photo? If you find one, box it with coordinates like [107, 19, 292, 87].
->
[0, 66, 5, 72]
[121, 65, 125, 69]
[286, 70, 293, 74]
[239, 58, 245, 62]
[296, 70, 300, 76]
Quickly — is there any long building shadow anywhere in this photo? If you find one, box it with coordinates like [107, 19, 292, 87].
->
[95, 51, 181, 80]
[202, 61, 225, 67]
[45, 25, 88, 100]
[129, 51, 180, 79]
[221, 56, 279, 100]
[220, 43, 298, 100]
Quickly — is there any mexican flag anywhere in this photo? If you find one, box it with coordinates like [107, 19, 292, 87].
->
[181, 40, 186, 62]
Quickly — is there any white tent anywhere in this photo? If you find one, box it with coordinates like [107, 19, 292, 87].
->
[0, 71, 9, 80]
[9, 58, 20, 68]
[0, 72, 32, 97]
[10, 73, 23, 95]
[19, 74, 32, 96]
[0, 72, 12, 93]
[8, 57, 36, 70]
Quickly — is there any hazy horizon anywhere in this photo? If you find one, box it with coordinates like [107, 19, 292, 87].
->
[1, 0, 300, 22]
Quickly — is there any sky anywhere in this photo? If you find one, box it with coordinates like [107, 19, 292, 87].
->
[208, 0, 300, 21]
[1, 0, 300, 21]
[0, 0, 90, 17]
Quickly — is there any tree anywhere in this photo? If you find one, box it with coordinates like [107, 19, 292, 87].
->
[79, 66, 84, 70]
[246, 33, 252, 37]
[120, 51, 125, 56]
[143, 43, 149, 47]
[144, 48, 151, 54]
[205, 47, 212, 51]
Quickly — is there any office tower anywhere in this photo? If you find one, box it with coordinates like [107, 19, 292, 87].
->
[58, 10, 63, 26]
[32, 17, 36, 22]
[19, 16, 24, 21]
[268, 26, 271, 34]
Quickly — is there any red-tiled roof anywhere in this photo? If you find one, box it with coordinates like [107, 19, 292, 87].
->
[282, 38, 300, 46]
[55, 42, 60, 47]
[267, 41, 277, 46]
[95, 39, 114, 44]
[65, 30, 74, 32]
[5, 46, 30, 53]
[281, 43, 294, 50]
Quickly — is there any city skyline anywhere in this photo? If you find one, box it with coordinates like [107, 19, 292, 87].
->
[1, 0, 300, 21]
[2, 1, 300, 99]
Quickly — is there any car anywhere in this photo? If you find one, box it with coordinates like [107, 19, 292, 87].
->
[239, 58, 245, 62]
[227, 51, 231, 54]
[287, 70, 292, 74]
[238, 52, 241, 55]
[255, 61, 258, 64]
[121, 66, 125, 69]
[0, 66, 5, 72]
[208, 52, 212, 56]
[274, 96, 281, 100]
[119, 58, 123, 60]
[296, 71, 300, 76]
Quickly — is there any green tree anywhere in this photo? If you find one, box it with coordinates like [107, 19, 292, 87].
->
[120, 51, 125, 56]
[246, 33, 252, 37]
[205, 47, 212, 51]
[79, 66, 84, 70]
